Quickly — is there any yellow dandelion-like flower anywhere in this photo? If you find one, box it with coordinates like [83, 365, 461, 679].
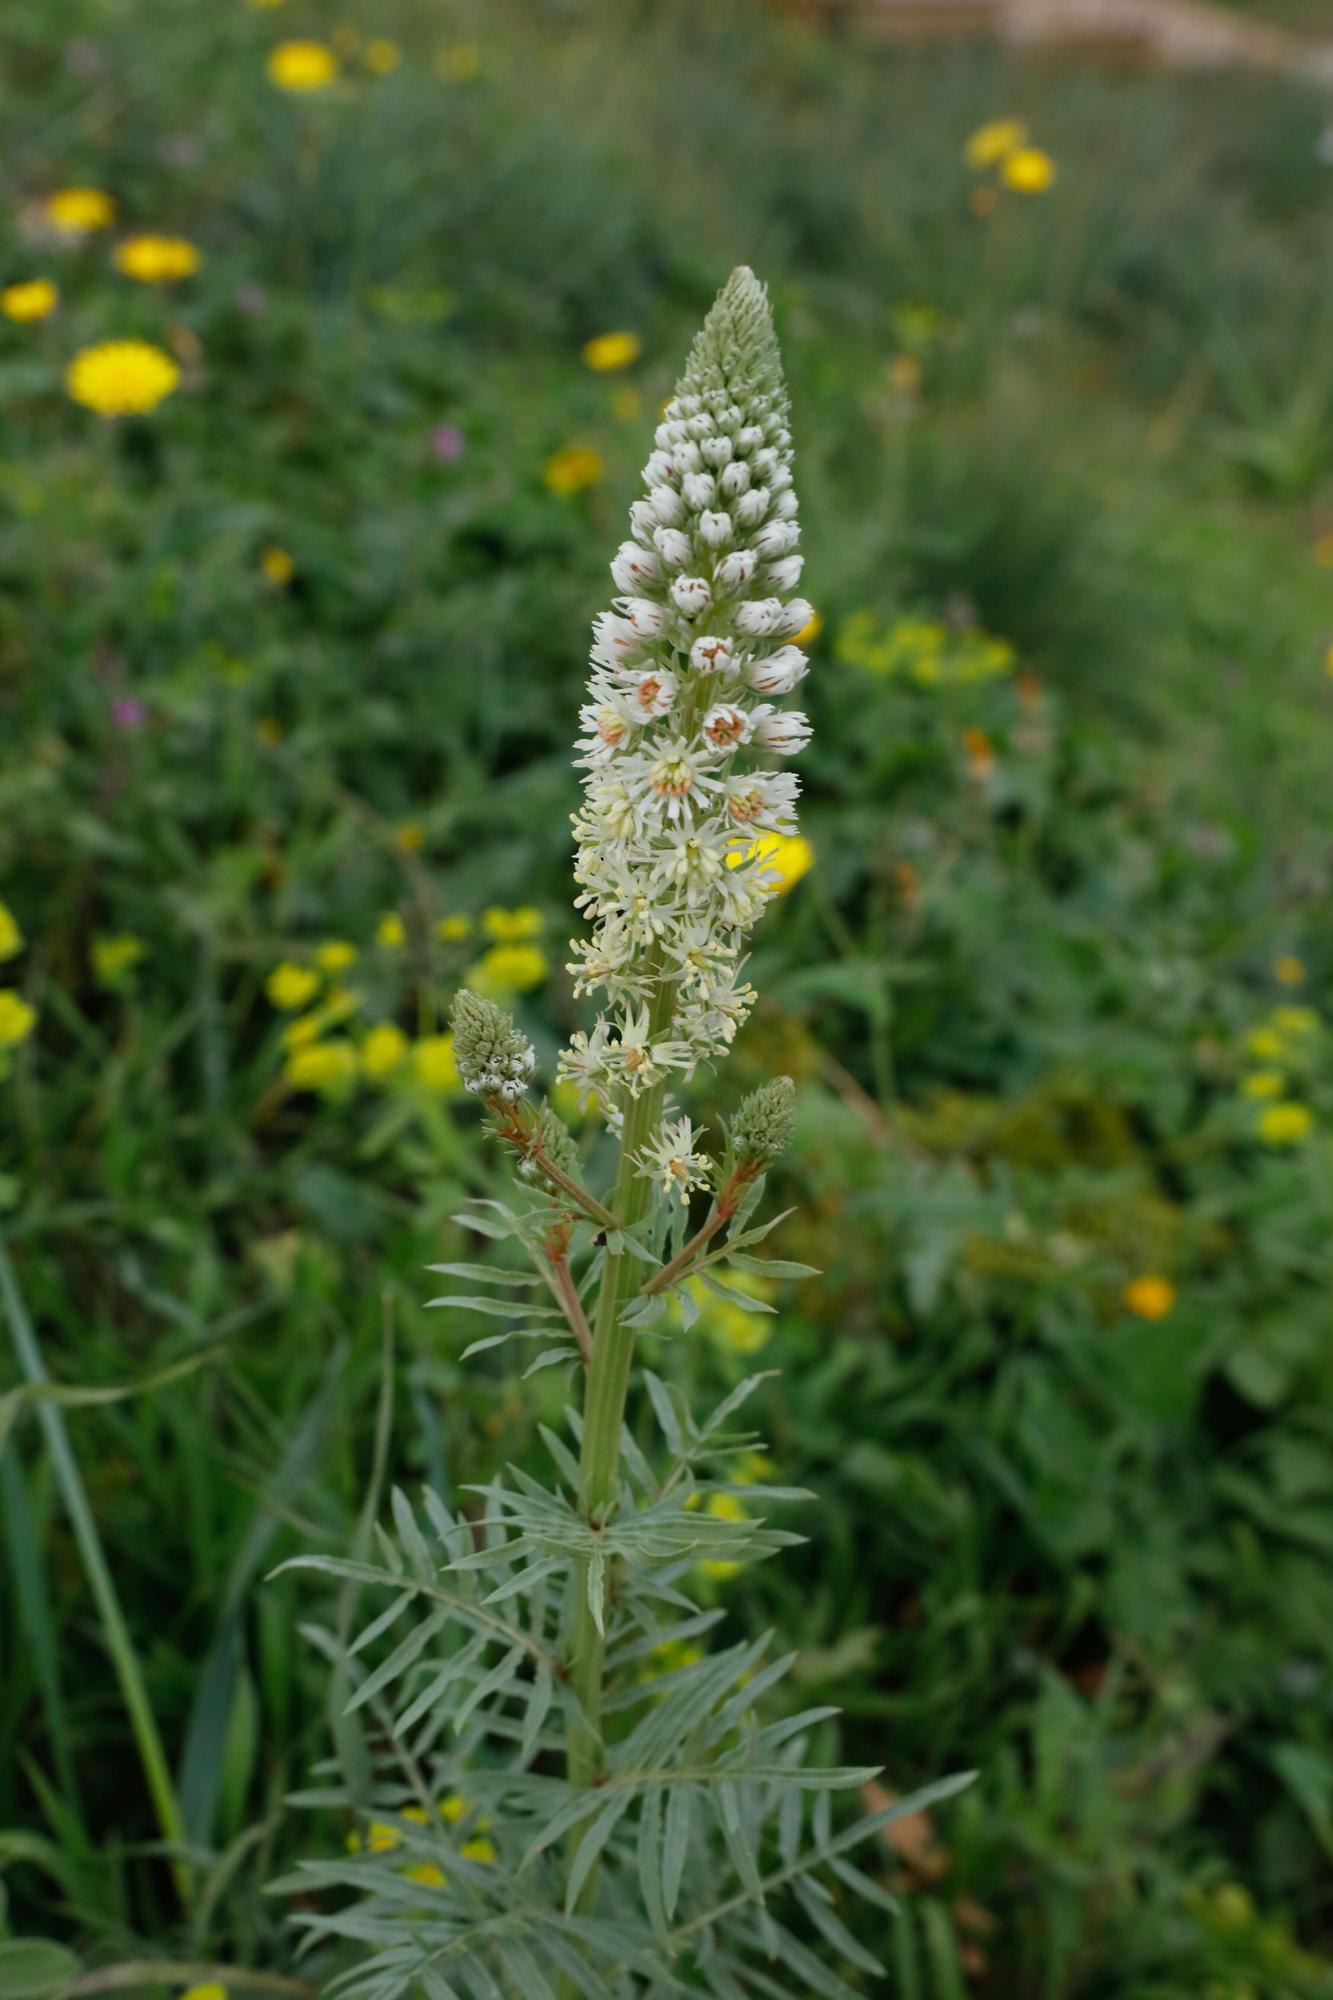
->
[179, 1986, 227, 2000]
[460, 1836, 497, 1864]
[725, 832, 813, 896]
[285, 1040, 358, 1093]
[113, 235, 201, 283]
[481, 905, 543, 942]
[0, 901, 22, 963]
[44, 187, 116, 234]
[315, 939, 357, 973]
[1258, 1102, 1313, 1146]
[266, 40, 339, 91]
[1, 279, 58, 322]
[1122, 1274, 1175, 1321]
[412, 1034, 460, 1092]
[1246, 1026, 1283, 1061]
[1240, 1070, 1284, 1099]
[582, 330, 642, 373]
[376, 913, 406, 949]
[394, 821, 425, 853]
[0, 991, 36, 1048]
[266, 962, 320, 1011]
[467, 942, 548, 996]
[65, 340, 180, 417]
[365, 38, 401, 73]
[964, 118, 1027, 170]
[1273, 955, 1305, 987]
[437, 913, 472, 942]
[543, 444, 603, 496]
[261, 544, 294, 586]
[791, 608, 822, 647]
[91, 933, 144, 988]
[1272, 1005, 1319, 1038]
[361, 1021, 408, 1080]
[688, 1272, 774, 1356]
[1002, 147, 1056, 194]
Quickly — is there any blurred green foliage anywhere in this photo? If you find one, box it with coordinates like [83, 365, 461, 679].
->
[2, 1, 1333, 1994]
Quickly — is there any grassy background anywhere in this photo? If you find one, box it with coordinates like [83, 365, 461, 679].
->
[3, 1, 1333, 1994]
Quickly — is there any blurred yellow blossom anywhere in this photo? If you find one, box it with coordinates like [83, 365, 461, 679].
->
[1272, 1005, 1318, 1037]
[267, 40, 338, 90]
[376, 913, 406, 949]
[582, 330, 642, 372]
[45, 187, 116, 234]
[1240, 1070, 1284, 1099]
[179, 1986, 226, 2000]
[0, 992, 36, 1047]
[438, 913, 472, 941]
[725, 832, 812, 896]
[698, 1492, 749, 1581]
[66, 340, 180, 416]
[113, 235, 201, 282]
[964, 118, 1027, 169]
[266, 962, 320, 1011]
[543, 444, 603, 495]
[0, 902, 22, 963]
[91, 933, 143, 988]
[1122, 1274, 1175, 1321]
[413, 1035, 460, 1092]
[316, 939, 357, 973]
[1274, 955, 1305, 986]
[1258, 1102, 1313, 1146]
[362, 1021, 409, 1079]
[256, 716, 284, 745]
[2, 279, 57, 321]
[468, 942, 547, 995]
[436, 42, 481, 81]
[1245, 1026, 1283, 1061]
[689, 1269, 775, 1355]
[365, 38, 401, 73]
[285, 1041, 358, 1092]
[481, 905, 543, 941]
[261, 544, 294, 585]
[1002, 147, 1056, 194]
[281, 1011, 324, 1051]
[791, 608, 822, 646]
[394, 821, 425, 853]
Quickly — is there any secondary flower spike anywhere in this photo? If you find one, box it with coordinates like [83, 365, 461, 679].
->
[450, 990, 536, 1101]
[559, 268, 812, 1117]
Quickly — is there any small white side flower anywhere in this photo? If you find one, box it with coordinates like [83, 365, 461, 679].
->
[637, 1115, 712, 1206]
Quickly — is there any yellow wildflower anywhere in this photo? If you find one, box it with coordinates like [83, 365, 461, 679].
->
[285, 1040, 358, 1093]
[436, 42, 481, 81]
[394, 821, 425, 853]
[733, 1451, 776, 1486]
[437, 913, 472, 942]
[1, 279, 57, 322]
[1246, 1027, 1283, 1061]
[468, 942, 548, 996]
[113, 235, 201, 283]
[725, 832, 813, 896]
[698, 1492, 749, 1581]
[1258, 1102, 1313, 1146]
[481, 905, 543, 941]
[266, 962, 320, 1011]
[362, 1021, 408, 1080]
[91, 933, 143, 988]
[0, 902, 22, 963]
[964, 118, 1027, 169]
[1122, 1274, 1175, 1321]
[582, 330, 642, 373]
[1272, 1006, 1318, 1037]
[376, 913, 406, 949]
[44, 187, 116, 234]
[1240, 1070, 1284, 1099]
[179, 1986, 226, 2000]
[261, 544, 294, 586]
[266, 40, 338, 91]
[689, 1268, 775, 1356]
[413, 1034, 460, 1092]
[0, 991, 36, 1048]
[791, 608, 822, 647]
[281, 1011, 324, 1051]
[65, 340, 180, 417]
[315, 939, 357, 973]
[543, 444, 603, 496]
[461, 1836, 497, 1863]
[1002, 147, 1056, 194]
[365, 38, 401, 73]
[1274, 956, 1305, 987]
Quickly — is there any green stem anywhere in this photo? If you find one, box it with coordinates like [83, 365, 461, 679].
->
[0, 1239, 194, 1910]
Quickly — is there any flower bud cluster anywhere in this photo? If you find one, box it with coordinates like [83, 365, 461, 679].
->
[728, 1074, 796, 1169]
[560, 269, 813, 1116]
[450, 991, 536, 1102]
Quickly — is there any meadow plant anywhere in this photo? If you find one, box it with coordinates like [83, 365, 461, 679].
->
[277, 269, 968, 1996]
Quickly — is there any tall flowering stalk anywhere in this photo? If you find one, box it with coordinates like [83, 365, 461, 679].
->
[278, 269, 967, 1998]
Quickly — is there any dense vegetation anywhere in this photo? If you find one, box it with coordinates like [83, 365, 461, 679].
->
[3, 2, 1333, 1995]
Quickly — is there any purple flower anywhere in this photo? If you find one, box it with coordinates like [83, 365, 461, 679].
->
[111, 697, 147, 731]
[431, 423, 464, 463]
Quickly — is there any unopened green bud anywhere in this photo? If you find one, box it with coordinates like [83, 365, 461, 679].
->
[520, 1103, 581, 1185]
[450, 990, 536, 1102]
[729, 1075, 796, 1169]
